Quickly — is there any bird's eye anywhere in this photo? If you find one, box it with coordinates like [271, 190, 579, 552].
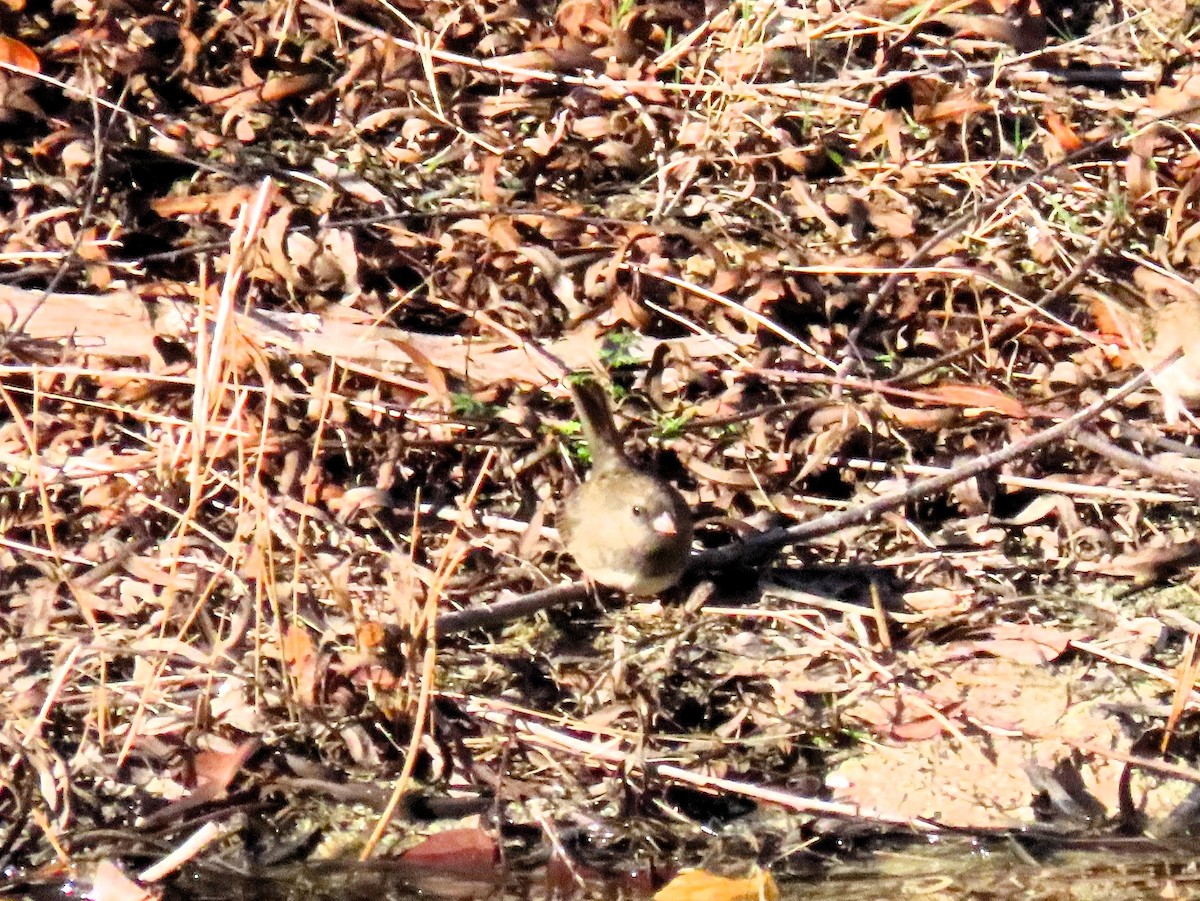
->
[631, 505, 643, 516]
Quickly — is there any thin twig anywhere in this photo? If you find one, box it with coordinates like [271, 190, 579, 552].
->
[436, 583, 589, 635]
[1073, 429, 1200, 501]
[696, 352, 1179, 570]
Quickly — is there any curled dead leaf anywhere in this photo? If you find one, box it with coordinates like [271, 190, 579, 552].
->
[684, 455, 760, 488]
[924, 384, 1028, 418]
[260, 73, 323, 102]
[0, 35, 39, 72]
[883, 403, 960, 430]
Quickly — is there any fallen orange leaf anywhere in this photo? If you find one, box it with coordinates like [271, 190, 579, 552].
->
[192, 739, 260, 801]
[282, 623, 318, 705]
[260, 73, 323, 102]
[0, 35, 39, 72]
[1043, 108, 1083, 153]
[654, 867, 779, 901]
[400, 826, 499, 873]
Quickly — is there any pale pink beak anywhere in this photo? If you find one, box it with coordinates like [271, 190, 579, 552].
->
[651, 511, 677, 536]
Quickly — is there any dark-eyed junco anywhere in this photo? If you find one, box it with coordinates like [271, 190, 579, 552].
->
[559, 379, 693, 594]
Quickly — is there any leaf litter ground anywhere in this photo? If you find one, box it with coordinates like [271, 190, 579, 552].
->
[4, 0, 1200, 894]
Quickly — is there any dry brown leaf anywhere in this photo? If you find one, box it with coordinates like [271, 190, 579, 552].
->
[230, 303, 730, 386]
[872, 208, 915, 238]
[186, 80, 254, 110]
[260, 73, 323, 102]
[605, 288, 652, 329]
[1001, 493, 1074, 527]
[282, 624, 318, 706]
[1043, 108, 1083, 153]
[400, 825, 499, 872]
[1088, 295, 1133, 349]
[832, 652, 1142, 827]
[923, 91, 990, 125]
[261, 205, 294, 280]
[1146, 72, 1200, 116]
[677, 120, 708, 147]
[150, 185, 259, 220]
[883, 403, 959, 429]
[79, 479, 127, 512]
[121, 555, 200, 592]
[0, 35, 38, 71]
[314, 227, 360, 296]
[1123, 296, 1200, 423]
[938, 11, 1045, 51]
[1125, 128, 1165, 199]
[961, 623, 1083, 665]
[850, 695, 960, 741]
[191, 738, 259, 801]
[0, 68, 40, 120]
[0, 286, 158, 360]
[327, 486, 390, 521]
[904, 586, 972, 614]
[684, 456, 759, 488]
[557, 0, 612, 39]
[795, 421, 855, 480]
[654, 868, 778, 901]
[924, 384, 1028, 418]
[857, 108, 905, 162]
[88, 861, 156, 901]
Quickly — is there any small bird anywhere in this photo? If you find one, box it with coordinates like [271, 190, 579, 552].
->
[559, 379, 693, 594]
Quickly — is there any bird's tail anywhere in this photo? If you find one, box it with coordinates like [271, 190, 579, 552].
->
[569, 378, 624, 468]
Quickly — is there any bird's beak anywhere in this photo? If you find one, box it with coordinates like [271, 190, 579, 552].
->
[651, 511, 677, 536]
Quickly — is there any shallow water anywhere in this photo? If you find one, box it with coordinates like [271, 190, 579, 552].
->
[803, 842, 1200, 901]
[156, 840, 1200, 901]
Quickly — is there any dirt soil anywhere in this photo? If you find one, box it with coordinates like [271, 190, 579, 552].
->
[4, 0, 1200, 892]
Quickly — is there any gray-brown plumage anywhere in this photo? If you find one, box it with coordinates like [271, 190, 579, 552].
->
[559, 380, 693, 594]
